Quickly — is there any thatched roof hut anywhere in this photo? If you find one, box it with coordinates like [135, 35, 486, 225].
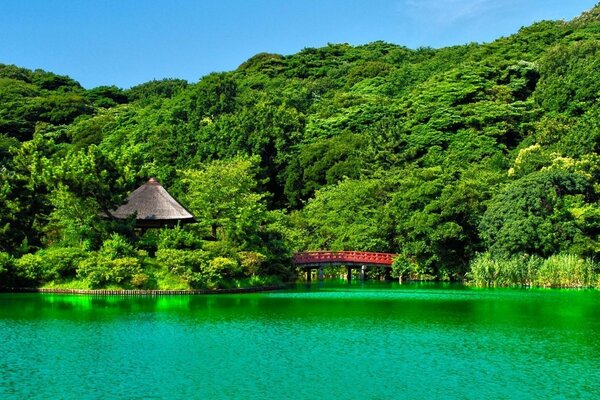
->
[111, 178, 195, 228]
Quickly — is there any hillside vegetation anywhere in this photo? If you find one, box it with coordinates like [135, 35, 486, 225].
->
[1, 5, 599, 289]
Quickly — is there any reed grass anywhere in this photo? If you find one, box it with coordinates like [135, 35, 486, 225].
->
[468, 253, 599, 288]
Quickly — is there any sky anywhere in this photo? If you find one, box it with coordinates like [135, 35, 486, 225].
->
[0, 0, 597, 89]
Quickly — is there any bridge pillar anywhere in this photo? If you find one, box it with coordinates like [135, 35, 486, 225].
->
[347, 266, 352, 283]
[318, 266, 324, 280]
[306, 268, 312, 282]
[360, 265, 367, 281]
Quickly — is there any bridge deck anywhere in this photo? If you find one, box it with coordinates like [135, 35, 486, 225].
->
[293, 251, 396, 267]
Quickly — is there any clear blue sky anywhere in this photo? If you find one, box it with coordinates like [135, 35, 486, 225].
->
[0, 0, 597, 88]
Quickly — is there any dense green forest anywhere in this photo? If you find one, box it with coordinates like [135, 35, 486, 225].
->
[1, 6, 599, 289]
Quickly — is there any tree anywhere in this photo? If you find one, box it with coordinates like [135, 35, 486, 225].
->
[42, 145, 132, 249]
[180, 156, 267, 246]
[479, 169, 593, 258]
[299, 178, 392, 251]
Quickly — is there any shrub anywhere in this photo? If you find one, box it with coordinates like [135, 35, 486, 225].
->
[205, 257, 242, 288]
[13, 247, 87, 285]
[0, 252, 14, 286]
[131, 273, 150, 288]
[100, 234, 137, 258]
[238, 251, 266, 276]
[155, 250, 245, 289]
[76, 254, 143, 288]
[41, 247, 87, 278]
[156, 226, 201, 250]
[247, 275, 281, 287]
[391, 254, 434, 281]
[14, 253, 45, 284]
[155, 249, 211, 288]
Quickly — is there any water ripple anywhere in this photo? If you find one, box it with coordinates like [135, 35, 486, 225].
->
[1, 285, 599, 399]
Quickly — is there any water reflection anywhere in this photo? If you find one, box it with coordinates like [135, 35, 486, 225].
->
[1, 283, 600, 399]
[2, 283, 600, 329]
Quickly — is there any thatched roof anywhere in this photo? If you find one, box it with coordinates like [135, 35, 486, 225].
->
[111, 178, 195, 228]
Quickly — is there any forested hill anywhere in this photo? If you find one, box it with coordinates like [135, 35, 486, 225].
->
[1, 5, 599, 289]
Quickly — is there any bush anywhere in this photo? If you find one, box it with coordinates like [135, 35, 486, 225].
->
[13, 247, 87, 285]
[76, 254, 143, 288]
[155, 249, 211, 288]
[14, 253, 45, 284]
[238, 251, 266, 276]
[205, 257, 242, 288]
[0, 254, 7, 274]
[391, 254, 434, 281]
[74, 236, 147, 288]
[155, 250, 244, 289]
[0, 252, 14, 286]
[41, 247, 87, 278]
[246, 275, 282, 287]
[131, 273, 150, 288]
[100, 234, 137, 258]
[156, 226, 201, 250]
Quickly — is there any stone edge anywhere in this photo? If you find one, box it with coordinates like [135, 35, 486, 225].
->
[0, 284, 294, 296]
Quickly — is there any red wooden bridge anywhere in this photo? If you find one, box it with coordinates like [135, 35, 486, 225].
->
[293, 251, 395, 266]
[293, 251, 397, 282]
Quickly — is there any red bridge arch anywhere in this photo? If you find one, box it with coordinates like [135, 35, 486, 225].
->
[293, 251, 397, 282]
[293, 251, 396, 267]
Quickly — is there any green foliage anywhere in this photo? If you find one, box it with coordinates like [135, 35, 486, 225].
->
[479, 169, 593, 258]
[468, 252, 541, 287]
[155, 249, 211, 288]
[180, 156, 267, 245]
[31, 70, 82, 91]
[391, 253, 434, 281]
[238, 53, 286, 76]
[156, 226, 201, 250]
[75, 234, 146, 288]
[86, 86, 128, 108]
[0, 66, 92, 142]
[66, 112, 117, 149]
[154, 249, 243, 289]
[535, 253, 598, 287]
[0, 252, 13, 286]
[126, 79, 188, 104]
[535, 40, 600, 114]
[14, 247, 87, 285]
[468, 252, 599, 288]
[191, 72, 237, 118]
[284, 132, 367, 205]
[99, 234, 138, 258]
[77, 255, 144, 289]
[1, 7, 600, 288]
[238, 251, 267, 276]
[300, 178, 391, 251]
[205, 257, 242, 286]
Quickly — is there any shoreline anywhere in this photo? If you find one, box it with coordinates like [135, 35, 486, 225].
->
[0, 283, 295, 296]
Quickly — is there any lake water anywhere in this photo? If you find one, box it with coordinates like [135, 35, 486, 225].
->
[1, 281, 599, 399]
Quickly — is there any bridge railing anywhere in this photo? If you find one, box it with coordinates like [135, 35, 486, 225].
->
[293, 251, 396, 266]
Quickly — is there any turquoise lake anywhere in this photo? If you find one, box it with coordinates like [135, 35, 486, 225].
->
[1, 282, 599, 399]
